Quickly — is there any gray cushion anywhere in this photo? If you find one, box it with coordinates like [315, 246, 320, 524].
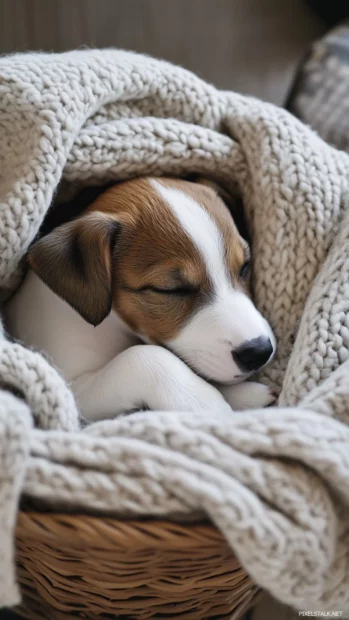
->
[287, 21, 349, 151]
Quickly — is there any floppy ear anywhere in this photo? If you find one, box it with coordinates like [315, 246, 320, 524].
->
[27, 211, 121, 326]
[190, 176, 250, 241]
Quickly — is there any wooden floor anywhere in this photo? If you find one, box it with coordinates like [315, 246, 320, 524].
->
[0, 2, 326, 619]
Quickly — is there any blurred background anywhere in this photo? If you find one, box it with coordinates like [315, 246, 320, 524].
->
[0, 0, 326, 105]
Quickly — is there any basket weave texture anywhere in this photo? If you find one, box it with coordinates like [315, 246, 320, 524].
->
[15, 512, 259, 619]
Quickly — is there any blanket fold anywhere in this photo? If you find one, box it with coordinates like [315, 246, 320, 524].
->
[1, 49, 349, 612]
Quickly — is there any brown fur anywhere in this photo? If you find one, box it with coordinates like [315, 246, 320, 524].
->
[28, 178, 249, 339]
[28, 212, 120, 325]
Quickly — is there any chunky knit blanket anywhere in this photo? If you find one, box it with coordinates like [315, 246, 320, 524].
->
[1, 49, 349, 613]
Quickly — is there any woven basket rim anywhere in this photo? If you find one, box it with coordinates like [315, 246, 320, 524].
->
[16, 511, 230, 552]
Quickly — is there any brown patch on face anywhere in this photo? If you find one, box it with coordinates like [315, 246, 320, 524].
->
[89, 179, 210, 341]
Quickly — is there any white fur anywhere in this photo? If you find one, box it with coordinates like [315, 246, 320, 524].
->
[220, 381, 277, 410]
[153, 182, 275, 383]
[4, 183, 277, 421]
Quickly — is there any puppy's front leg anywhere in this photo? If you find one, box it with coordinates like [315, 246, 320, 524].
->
[74, 345, 232, 421]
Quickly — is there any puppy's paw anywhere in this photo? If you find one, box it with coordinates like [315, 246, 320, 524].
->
[220, 381, 279, 411]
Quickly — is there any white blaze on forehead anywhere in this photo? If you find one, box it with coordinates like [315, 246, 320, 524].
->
[151, 180, 229, 290]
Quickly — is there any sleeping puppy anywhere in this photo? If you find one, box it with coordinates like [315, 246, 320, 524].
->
[5, 177, 276, 421]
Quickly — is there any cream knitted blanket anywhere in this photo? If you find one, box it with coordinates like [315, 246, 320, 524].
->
[1, 49, 349, 613]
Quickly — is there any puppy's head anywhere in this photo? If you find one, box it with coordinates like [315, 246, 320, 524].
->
[28, 177, 275, 384]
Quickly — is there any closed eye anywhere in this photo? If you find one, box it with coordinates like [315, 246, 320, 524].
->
[142, 285, 198, 296]
[123, 284, 198, 296]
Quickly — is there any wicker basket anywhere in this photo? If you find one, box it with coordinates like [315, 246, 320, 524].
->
[15, 512, 259, 619]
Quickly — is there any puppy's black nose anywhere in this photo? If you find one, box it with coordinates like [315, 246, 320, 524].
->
[232, 336, 273, 373]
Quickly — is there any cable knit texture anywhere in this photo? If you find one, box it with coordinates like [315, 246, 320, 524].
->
[1, 49, 349, 612]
